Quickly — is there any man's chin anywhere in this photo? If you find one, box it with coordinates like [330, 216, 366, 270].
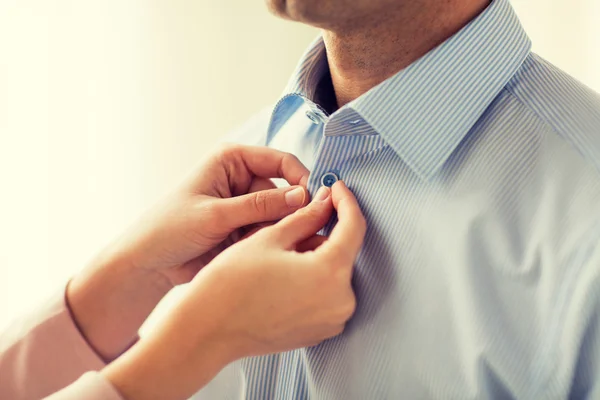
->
[265, 0, 325, 24]
[265, 0, 290, 19]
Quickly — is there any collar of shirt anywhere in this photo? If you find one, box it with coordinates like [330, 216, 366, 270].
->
[267, 0, 532, 180]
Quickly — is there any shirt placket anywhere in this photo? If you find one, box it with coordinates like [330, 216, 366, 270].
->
[305, 106, 388, 233]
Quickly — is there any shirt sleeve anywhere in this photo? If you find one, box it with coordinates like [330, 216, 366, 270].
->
[0, 286, 113, 400]
[43, 372, 123, 400]
[565, 224, 600, 399]
[568, 291, 600, 399]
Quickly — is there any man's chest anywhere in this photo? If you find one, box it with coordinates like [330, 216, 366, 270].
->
[196, 110, 600, 400]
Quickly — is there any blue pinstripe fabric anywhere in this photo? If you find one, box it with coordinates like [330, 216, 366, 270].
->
[193, 0, 600, 398]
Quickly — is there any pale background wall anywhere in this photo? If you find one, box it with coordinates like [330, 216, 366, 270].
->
[0, 0, 598, 331]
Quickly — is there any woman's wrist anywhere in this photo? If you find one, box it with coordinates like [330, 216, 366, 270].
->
[67, 253, 173, 362]
[101, 288, 241, 400]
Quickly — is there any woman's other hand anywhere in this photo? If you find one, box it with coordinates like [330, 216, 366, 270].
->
[109, 144, 311, 286]
[103, 181, 367, 400]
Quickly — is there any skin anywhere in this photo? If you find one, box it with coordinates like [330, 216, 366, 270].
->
[266, 0, 491, 107]
[68, 144, 313, 361]
[65, 144, 366, 400]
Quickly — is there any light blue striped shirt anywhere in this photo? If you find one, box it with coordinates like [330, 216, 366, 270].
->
[194, 0, 600, 398]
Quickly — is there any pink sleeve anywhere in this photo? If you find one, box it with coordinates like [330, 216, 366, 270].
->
[43, 372, 123, 400]
[0, 287, 122, 400]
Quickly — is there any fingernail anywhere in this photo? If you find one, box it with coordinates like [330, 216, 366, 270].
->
[313, 186, 330, 202]
[285, 187, 305, 207]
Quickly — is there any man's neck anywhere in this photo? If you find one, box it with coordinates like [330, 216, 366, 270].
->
[322, 0, 490, 108]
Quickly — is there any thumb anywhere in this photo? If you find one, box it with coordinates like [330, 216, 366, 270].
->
[266, 186, 333, 249]
[219, 185, 308, 228]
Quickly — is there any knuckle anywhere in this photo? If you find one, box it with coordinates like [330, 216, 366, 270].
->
[351, 209, 367, 234]
[309, 250, 351, 279]
[357, 210, 367, 228]
[306, 336, 326, 348]
[327, 290, 356, 323]
[281, 152, 301, 168]
[251, 191, 272, 215]
[215, 144, 246, 173]
[358, 214, 367, 234]
[340, 294, 357, 320]
[313, 254, 337, 279]
[321, 247, 340, 264]
[326, 324, 345, 339]
[299, 205, 324, 221]
[217, 143, 242, 158]
[317, 248, 345, 274]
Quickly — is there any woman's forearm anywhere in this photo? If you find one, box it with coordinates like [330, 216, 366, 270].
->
[100, 281, 241, 400]
[66, 253, 173, 362]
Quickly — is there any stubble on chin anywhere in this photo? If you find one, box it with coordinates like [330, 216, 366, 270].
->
[265, 0, 289, 18]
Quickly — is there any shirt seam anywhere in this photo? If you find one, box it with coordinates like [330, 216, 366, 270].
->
[504, 84, 600, 182]
[503, 85, 564, 144]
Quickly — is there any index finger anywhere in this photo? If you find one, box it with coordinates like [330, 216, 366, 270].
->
[318, 181, 366, 264]
[225, 144, 309, 187]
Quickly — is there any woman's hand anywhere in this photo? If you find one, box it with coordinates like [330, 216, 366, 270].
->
[102, 181, 367, 400]
[66, 145, 310, 361]
[109, 144, 311, 286]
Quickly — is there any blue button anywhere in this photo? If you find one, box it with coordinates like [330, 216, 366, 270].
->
[321, 172, 339, 187]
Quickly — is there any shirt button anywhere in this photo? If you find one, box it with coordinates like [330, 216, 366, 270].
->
[306, 110, 322, 124]
[321, 172, 339, 187]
